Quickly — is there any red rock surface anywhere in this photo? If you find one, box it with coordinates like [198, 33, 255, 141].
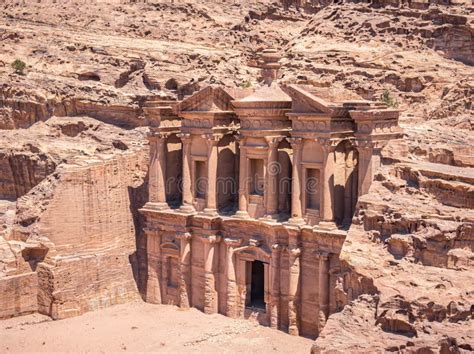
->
[313, 159, 474, 352]
[0, 0, 472, 351]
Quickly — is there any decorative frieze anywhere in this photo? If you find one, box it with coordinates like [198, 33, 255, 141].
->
[241, 118, 290, 130]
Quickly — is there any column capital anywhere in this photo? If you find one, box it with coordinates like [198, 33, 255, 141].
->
[143, 228, 159, 236]
[176, 232, 192, 242]
[224, 237, 242, 247]
[148, 132, 169, 143]
[203, 133, 223, 146]
[271, 243, 283, 253]
[152, 131, 170, 138]
[315, 250, 330, 260]
[203, 235, 222, 245]
[289, 247, 301, 260]
[249, 238, 261, 247]
[177, 133, 192, 144]
[354, 139, 385, 150]
[288, 137, 304, 149]
[316, 137, 339, 151]
[265, 136, 284, 148]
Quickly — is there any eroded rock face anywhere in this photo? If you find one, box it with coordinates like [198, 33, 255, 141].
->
[313, 159, 474, 353]
[0, 0, 472, 350]
[32, 153, 147, 319]
[0, 116, 148, 319]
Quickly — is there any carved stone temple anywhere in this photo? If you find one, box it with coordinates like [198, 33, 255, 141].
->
[140, 49, 403, 339]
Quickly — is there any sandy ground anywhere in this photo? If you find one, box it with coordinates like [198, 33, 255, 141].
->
[0, 301, 313, 353]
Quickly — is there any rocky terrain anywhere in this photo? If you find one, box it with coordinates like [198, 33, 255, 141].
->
[0, 0, 472, 352]
[313, 158, 474, 352]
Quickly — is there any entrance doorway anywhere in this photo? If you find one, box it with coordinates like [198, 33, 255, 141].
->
[249, 260, 265, 309]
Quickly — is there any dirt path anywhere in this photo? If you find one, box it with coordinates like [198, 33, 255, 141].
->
[0, 301, 313, 353]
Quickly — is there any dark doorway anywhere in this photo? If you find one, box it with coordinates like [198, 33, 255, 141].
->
[250, 260, 265, 309]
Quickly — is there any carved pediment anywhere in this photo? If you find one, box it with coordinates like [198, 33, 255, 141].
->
[177, 86, 235, 113]
[283, 84, 333, 115]
[234, 244, 271, 263]
[161, 241, 179, 256]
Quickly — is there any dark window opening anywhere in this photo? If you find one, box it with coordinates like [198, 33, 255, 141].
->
[249, 159, 264, 196]
[194, 160, 206, 199]
[250, 260, 265, 309]
[306, 168, 321, 209]
[167, 257, 178, 288]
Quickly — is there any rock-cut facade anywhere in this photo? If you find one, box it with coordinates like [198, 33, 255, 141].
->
[140, 50, 404, 338]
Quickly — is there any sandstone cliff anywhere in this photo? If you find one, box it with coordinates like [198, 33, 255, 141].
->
[0, 117, 148, 318]
[0, 0, 472, 350]
[313, 157, 474, 352]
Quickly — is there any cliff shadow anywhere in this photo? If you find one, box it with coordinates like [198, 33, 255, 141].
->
[128, 173, 149, 301]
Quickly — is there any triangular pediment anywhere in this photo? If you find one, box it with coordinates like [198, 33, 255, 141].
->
[177, 86, 235, 113]
[282, 84, 333, 114]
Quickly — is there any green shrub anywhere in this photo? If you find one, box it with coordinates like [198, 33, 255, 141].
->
[242, 80, 252, 88]
[11, 59, 26, 75]
[381, 89, 398, 108]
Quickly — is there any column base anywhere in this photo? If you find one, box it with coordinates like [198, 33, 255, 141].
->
[234, 210, 250, 219]
[178, 204, 196, 214]
[287, 217, 305, 225]
[315, 221, 337, 231]
[202, 208, 219, 217]
[262, 213, 279, 220]
[147, 202, 170, 211]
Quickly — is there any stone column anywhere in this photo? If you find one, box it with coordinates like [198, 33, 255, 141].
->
[317, 251, 330, 333]
[288, 247, 301, 336]
[176, 232, 192, 309]
[148, 132, 169, 209]
[203, 134, 221, 216]
[203, 235, 221, 314]
[319, 139, 337, 229]
[269, 243, 282, 329]
[235, 257, 247, 317]
[224, 238, 242, 318]
[145, 229, 162, 304]
[235, 136, 249, 218]
[356, 140, 381, 197]
[264, 136, 283, 219]
[178, 133, 195, 212]
[288, 138, 304, 224]
[344, 147, 356, 224]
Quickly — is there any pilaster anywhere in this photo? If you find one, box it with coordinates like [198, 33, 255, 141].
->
[145, 228, 162, 304]
[178, 133, 195, 213]
[288, 247, 301, 336]
[269, 243, 282, 329]
[203, 235, 222, 314]
[317, 138, 338, 230]
[224, 237, 242, 318]
[148, 132, 169, 209]
[316, 251, 330, 333]
[264, 136, 284, 219]
[203, 134, 222, 216]
[288, 137, 305, 225]
[355, 140, 382, 197]
[235, 136, 250, 219]
[176, 232, 192, 309]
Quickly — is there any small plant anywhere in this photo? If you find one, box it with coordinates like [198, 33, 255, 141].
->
[242, 80, 252, 88]
[381, 89, 398, 108]
[11, 59, 26, 75]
